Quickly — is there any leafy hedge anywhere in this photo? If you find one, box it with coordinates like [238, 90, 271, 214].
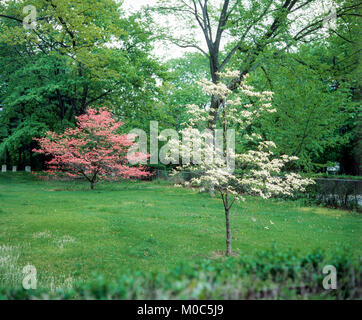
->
[1, 246, 360, 300]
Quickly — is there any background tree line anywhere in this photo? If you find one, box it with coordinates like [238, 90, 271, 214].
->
[0, 0, 360, 174]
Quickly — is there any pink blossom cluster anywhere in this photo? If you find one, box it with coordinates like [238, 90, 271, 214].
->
[33, 108, 150, 187]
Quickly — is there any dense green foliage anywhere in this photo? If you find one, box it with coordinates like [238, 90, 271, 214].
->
[0, 0, 167, 169]
[250, 48, 356, 171]
[1, 245, 360, 300]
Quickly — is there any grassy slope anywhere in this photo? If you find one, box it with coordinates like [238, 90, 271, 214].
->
[0, 173, 361, 288]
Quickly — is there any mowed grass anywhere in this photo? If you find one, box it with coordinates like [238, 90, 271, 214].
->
[0, 173, 361, 289]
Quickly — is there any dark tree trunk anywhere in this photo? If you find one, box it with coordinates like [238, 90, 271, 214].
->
[89, 173, 97, 190]
[5, 146, 10, 167]
[208, 95, 222, 129]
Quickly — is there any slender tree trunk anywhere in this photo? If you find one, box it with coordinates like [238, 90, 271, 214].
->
[225, 207, 231, 256]
[223, 192, 231, 256]
[90, 181, 94, 190]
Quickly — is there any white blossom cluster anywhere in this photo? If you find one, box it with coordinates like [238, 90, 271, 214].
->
[238, 149, 313, 199]
[172, 70, 314, 202]
[197, 79, 232, 99]
[216, 68, 241, 80]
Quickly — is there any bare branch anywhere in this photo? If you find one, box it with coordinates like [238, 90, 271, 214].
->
[215, 0, 230, 50]
[0, 14, 23, 23]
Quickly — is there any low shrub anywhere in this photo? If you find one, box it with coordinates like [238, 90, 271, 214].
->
[1, 246, 360, 300]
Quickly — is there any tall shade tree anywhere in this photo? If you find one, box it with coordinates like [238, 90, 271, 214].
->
[33, 108, 149, 190]
[150, 0, 362, 128]
[319, 0, 362, 175]
[248, 0, 361, 173]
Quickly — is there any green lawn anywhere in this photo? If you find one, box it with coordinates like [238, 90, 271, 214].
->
[0, 173, 361, 290]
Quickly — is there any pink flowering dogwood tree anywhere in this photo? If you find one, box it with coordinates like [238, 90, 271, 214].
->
[33, 108, 149, 190]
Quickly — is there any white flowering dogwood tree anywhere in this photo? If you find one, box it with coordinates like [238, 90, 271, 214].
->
[169, 70, 314, 256]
